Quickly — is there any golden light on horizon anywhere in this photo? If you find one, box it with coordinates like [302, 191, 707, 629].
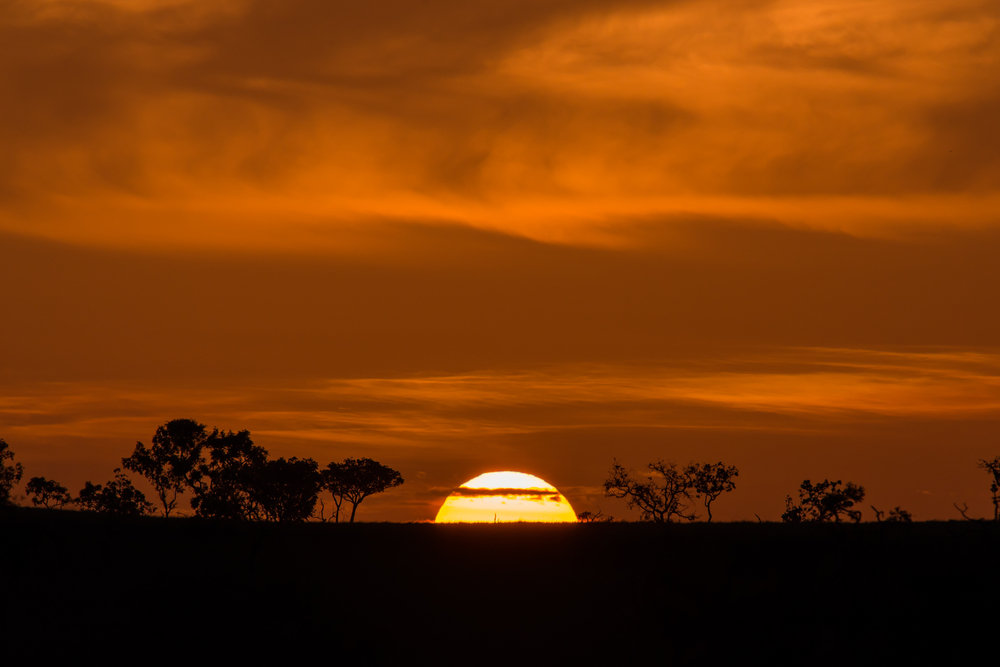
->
[434, 471, 578, 523]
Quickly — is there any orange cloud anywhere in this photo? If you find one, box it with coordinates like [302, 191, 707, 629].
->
[1, 0, 998, 251]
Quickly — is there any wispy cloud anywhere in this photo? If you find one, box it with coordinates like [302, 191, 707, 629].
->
[2, 0, 998, 251]
[4, 348, 998, 448]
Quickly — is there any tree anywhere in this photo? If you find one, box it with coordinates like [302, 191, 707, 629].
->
[603, 459, 697, 522]
[319, 461, 348, 522]
[189, 431, 322, 522]
[782, 479, 865, 523]
[689, 462, 739, 523]
[190, 429, 269, 520]
[253, 457, 322, 522]
[25, 477, 73, 509]
[122, 419, 209, 517]
[323, 458, 403, 523]
[977, 456, 1000, 521]
[78, 469, 154, 516]
[577, 509, 614, 523]
[1, 438, 25, 506]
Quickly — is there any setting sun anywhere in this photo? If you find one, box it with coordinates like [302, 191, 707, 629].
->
[434, 471, 577, 523]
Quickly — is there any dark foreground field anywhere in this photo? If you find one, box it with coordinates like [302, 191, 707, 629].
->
[3, 509, 997, 664]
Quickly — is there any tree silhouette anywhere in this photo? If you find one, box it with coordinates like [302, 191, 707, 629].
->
[577, 509, 614, 523]
[190, 429, 269, 520]
[689, 462, 739, 523]
[324, 458, 403, 523]
[25, 477, 73, 509]
[319, 461, 348, 522]
[977, 456, 1000, 521]
[78, 468, 154, 516]
[254, 457, 322, 522]
[603, 459, 738, 522]
[122, 419, 209, 517]
[0, 438, 24, 506]
[604, 459, 697, 522]
[782, 479, 865, 523]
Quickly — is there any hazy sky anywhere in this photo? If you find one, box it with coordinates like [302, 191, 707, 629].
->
[2, 0, 999, 520]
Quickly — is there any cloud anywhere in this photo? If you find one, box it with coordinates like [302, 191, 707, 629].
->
[1, 0, 999, 250]
[4, 348, 998, 450]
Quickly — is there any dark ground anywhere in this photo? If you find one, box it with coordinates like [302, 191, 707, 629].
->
[2, 508, 997, 664]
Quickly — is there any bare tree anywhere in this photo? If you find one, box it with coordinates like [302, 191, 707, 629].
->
[954, 502, 976, 521]
[782, 479, 865, 523]
[603, 459, 739, 523]
[604, 459, 693, 522]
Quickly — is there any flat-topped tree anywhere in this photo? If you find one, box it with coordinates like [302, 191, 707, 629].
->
[323, 458, 403, 523]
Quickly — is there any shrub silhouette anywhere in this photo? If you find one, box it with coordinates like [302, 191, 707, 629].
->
[577, 509, 614, 523]
[871, 505, 913, 522]
[782, 479, 865, 523]
[0, 438, 24, 506]
[78, 468, 154, 516]
[603, 459, 738, 522]
[25, 476, 73, 509]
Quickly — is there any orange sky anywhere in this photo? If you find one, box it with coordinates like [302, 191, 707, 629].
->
[2, 0, 999, 520]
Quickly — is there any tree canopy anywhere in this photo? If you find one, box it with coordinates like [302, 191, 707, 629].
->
[122, 418, 209, 517]
[25, 476, 73, 509]
[782, 479, 865, 523]
[323, 457, 404, 523]
[0, 439, 24, 506]
[603, 459, 738, 522]
[78, 469, 154, 516]
[190, 429, 269, 520]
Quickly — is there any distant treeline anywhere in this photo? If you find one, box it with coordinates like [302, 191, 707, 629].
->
[3, 422, 1000, 522]
[0, 419, 402, 522]
[588, 453, 1000, 523]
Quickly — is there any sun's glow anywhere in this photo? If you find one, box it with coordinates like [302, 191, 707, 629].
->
[434, 471, 578, 523]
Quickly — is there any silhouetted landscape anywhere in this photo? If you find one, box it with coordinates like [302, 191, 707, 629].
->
[4, 508, 997, 663]
[5, 1, 1000, 662]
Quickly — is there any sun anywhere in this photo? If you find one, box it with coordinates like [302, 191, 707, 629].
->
[434, 471, 578, 523]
